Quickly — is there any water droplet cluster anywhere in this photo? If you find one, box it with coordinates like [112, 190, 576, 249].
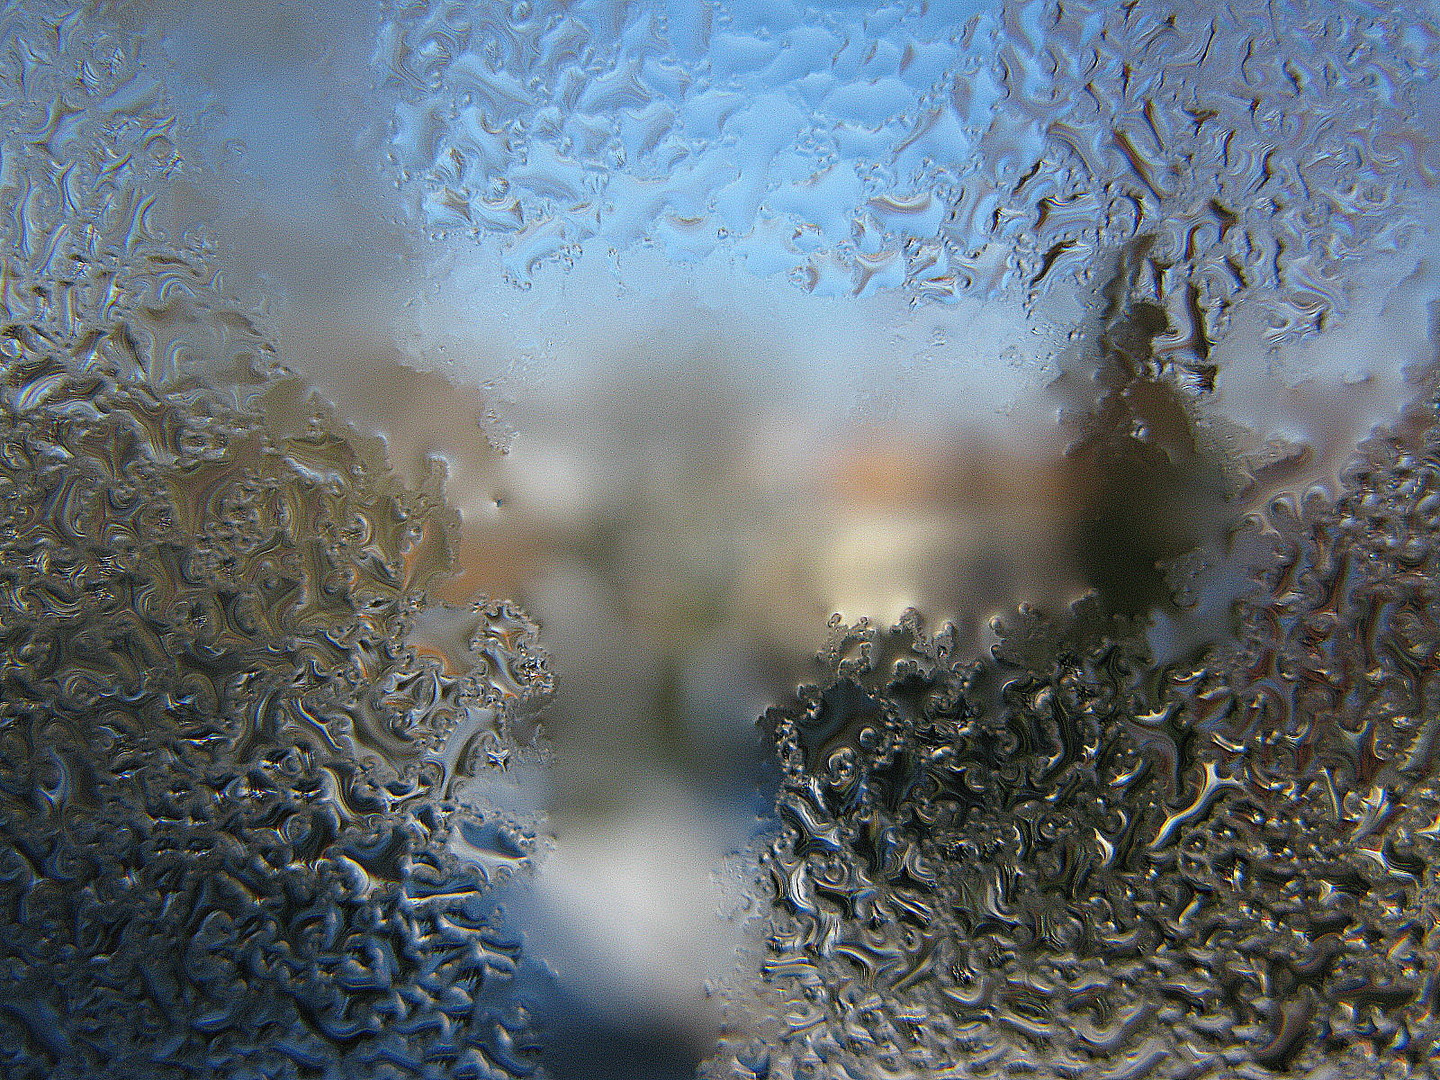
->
[384, 0, 1438, 360]
[0, 6, 550, 1076]
[4, 1, 1440, 1076]
[707, 335, 1440, 1080]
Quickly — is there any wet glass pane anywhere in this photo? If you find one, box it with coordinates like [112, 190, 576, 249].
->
[2, 1, 1439, 1078]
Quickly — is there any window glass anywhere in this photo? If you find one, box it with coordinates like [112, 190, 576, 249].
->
[2, 2, 1439, 1078]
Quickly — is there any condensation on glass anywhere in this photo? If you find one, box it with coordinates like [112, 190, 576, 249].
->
[1, 1, 1439, 1078]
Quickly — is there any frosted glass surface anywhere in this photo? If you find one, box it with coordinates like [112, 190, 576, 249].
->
[2, 1, 1440, 1078]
